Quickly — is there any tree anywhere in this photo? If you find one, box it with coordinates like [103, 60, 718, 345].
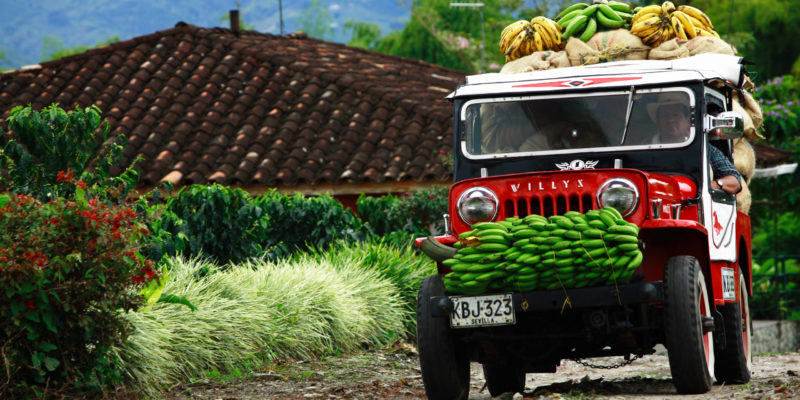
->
[41, 35, 120, 63]
[297, 0, 335, 40]
[344, 20, 383, 50]
[692, 0, 800, 81]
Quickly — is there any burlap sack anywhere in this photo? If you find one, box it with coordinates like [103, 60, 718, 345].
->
[586, 29, 650, 62]
[501, 51, 570, 74]
[742, 90, 764, 133]
[648, 38, 690, 60]
[733, 137, 755, 184]
[685, 36, 737, 56]
[737, 179, 751, 214]
[566, 37, 601, 66]
[732, 96, 764, 141]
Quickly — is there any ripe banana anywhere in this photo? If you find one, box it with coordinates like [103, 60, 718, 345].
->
[661, 1, 676, 15]
[677, 4, 713, 30]
[672, 10, 696, 39]
[532, 22, 553, 50]
[532, 16, 562, 46]
[671, 15, 686, 40]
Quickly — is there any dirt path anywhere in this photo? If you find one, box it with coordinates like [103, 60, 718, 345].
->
[163, 344, 800, 400]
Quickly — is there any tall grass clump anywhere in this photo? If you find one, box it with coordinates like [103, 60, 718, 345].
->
[296, 239, 437, 336]
[111, 254, 407, 395]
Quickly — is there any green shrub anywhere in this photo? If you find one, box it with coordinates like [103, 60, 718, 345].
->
[357, 186, 449, 237]
[0, 194, 154, 396]
[0, 104, 139, 204]
[255, 190, 366, 258]
[138, 186, 369, 265]
[137, 184, 269, 264]
[112, 254, 406, 395]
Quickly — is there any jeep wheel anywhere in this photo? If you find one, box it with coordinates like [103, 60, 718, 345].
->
[715, 272, 752, 383]
[664, 256, 714, 394]
[483, 362, 526, 397]
[417, 275, 470, 400]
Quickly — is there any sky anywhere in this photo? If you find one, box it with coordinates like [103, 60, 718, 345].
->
[0, 0, 411, 70]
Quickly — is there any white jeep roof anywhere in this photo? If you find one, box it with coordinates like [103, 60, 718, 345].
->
[449, 53, 747, 98]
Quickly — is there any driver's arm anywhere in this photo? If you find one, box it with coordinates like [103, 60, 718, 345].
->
[709, 145, 742, 195]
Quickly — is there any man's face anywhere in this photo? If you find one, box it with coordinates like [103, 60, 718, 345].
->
[657, 104, 690, 143]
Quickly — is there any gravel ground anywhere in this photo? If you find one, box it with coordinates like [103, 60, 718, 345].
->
[162, 343, 800, 400]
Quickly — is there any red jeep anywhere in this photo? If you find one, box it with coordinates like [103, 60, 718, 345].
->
[416, 53, 753, 399]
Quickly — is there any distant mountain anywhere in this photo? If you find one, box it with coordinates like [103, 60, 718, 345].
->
[0, 0, 409, 70]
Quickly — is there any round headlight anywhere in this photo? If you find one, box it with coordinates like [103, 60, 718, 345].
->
[457, 187, 499, 225]
[597, 178, 639, 217]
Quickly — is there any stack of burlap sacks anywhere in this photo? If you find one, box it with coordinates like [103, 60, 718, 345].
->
[501, 31, 762, 213]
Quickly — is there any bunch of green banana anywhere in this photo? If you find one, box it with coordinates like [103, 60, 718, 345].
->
[443, 219, 516, 294]
[443, 207, 644, 295]
[630, 2, 718, 47]
[556, 0, 634, 43]
[499, 17, 563, 62]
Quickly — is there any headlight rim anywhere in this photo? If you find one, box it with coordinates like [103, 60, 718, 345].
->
[456, 186, 499, 226]
[596, 177, 639, 217]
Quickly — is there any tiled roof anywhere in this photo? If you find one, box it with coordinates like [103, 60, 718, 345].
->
[752, 141, 793, 168]
[0, 23, 465, 191]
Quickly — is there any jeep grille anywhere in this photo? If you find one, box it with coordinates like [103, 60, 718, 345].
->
[503, 193, 595, 219]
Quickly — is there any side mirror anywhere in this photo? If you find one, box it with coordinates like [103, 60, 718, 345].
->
[706, 111, 744, 140]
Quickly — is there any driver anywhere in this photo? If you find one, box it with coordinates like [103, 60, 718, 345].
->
[649, 95, 742, 195]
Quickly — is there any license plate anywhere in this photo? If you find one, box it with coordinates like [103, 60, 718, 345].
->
[450, 293, 515, 328]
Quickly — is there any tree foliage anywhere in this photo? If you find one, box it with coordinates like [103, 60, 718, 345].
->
[297, 0, 335, 41]
[692, 0, 800, 80]
[40, 35, 120, 63]
[347, 0, 554, 73]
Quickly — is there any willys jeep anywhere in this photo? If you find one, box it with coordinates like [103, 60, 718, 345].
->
[415, 53, 753, 399]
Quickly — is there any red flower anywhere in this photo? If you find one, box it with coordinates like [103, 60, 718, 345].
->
[76, 179, 88, 189]
[25, 300, 35, 309]
[56, 169, 74, 183]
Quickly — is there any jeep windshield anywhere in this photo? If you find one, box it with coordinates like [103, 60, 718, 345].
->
[461, 89, 694, 159]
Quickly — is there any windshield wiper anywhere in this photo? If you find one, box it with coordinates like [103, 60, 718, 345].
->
[620, 86, 636, 145]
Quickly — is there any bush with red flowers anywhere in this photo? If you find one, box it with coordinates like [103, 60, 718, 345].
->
[0, 194, 155, 396]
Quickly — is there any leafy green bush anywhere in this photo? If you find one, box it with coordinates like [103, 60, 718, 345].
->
[0, 104, 139, 204]
[138, 186, 369, 265]
[255, 190, 366, 257]
[112, 254, 407, 395]
[0, 194, 154, 396]
[755, 75, 800, 146]
[357, 186, 449, 237]
[137, 184, 270, 264]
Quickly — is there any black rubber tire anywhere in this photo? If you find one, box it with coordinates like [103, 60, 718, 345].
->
[483, 363, 526, 397]
[417, 275, 470, 400]
[715, 273, 752, 384]
[663, 256, 715, 394]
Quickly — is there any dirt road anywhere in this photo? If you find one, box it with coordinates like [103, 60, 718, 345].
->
[164, 344, 800, 400]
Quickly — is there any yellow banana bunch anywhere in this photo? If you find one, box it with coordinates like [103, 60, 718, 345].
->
[630, 2, 672, 47]
[500, 20, 537, 62]
[676, 5, 718, 38]
[530, 16, 563, 51]
[500, 17, 563, 62]
[630, 1, 717, 46]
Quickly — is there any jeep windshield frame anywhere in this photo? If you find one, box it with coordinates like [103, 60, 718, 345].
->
[452, 83, 706, 186]
[460, 87, 695, 160]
